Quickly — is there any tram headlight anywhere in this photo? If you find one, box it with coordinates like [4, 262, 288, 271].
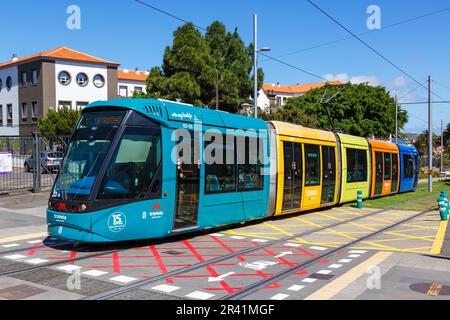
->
[80, 204, 87, 212]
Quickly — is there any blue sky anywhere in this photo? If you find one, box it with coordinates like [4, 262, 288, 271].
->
[1, 0, 449, 133]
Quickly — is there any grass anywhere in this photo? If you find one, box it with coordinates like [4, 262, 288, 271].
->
[346, 180, 450, 211]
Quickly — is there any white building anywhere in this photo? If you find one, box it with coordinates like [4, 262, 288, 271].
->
[117, 69, 148, 98]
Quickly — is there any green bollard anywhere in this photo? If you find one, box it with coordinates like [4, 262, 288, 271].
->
[357, 191, 363, 209]
[438, 196, 448, 221]
[441, 191, 449, 213]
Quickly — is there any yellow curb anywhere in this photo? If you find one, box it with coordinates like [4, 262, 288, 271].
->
[0, 232, 48, 244]
[305, 251, 392, 300]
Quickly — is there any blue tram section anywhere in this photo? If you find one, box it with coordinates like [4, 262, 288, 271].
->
[47, 99, 270, 242]
[397, 142, 420, 193]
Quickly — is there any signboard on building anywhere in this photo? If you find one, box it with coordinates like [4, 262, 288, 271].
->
[0, 152, 13, 174]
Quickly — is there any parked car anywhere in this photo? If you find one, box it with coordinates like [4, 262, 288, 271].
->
[24, 152, 64, 174]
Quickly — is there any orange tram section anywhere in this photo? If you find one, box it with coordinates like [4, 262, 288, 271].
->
[268, 121, 411, 217]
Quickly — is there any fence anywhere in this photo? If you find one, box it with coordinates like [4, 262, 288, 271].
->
[0, 134, 70, 194]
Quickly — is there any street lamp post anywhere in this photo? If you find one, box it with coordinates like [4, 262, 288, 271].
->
[253, 14, 270, 118]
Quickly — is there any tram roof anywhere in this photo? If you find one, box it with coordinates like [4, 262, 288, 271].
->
[269, 121, 337, 143]
[86, 99, 267, 130]
[368, 139, 399, 152]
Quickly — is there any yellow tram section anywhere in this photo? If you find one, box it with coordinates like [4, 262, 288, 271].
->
[368, 139, 400, 197]
[337, 133, 371, 203]
[270, 121, 339, 217]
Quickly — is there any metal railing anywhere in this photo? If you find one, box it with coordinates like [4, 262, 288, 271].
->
[0, 134, 70, 194]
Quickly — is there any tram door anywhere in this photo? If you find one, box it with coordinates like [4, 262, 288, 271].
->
[173, 133, 200, 230]
[282, 142, 302, 212]
[374, 152, 383, 196]
[391, 154, 398, 193]
[321, 146, 336, 205]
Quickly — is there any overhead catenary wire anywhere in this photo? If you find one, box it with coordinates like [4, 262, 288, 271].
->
[305, 0, 450, 104]
[261, 6, 450, 61]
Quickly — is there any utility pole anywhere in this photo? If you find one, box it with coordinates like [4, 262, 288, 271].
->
[428, 75, 433, 193]
[253, 14, 258, 118]
[395, 95, 398, 144]
[441, 119, 444, 174]
[215, 70, 219, 110]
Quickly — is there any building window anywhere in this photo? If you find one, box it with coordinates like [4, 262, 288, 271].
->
[58, 101, 72, 110]
[6, 76, 12, 91]
[93, 74, 105, 88]
[134, 86, 143, 93]
[32, 101, 38, 122]
[204, 134, 236, 194]
[76, 73, 89, 87]
[21, 103, 28, 121]
[304, 144, 321, 186]
[0, 105, 3, 125]
[0, 78, 2, 92]
[58, 71, 71, 85]
[21, 72, 27, 87]
[237, 136, 264, 191]
[7, 104, 12, 126]
[346, 148, 368, 183]
[119, 85, 128, 97]
[76, 101, 89, 110]
[32, 69, 38, 85]
[276, 96, 281, 106]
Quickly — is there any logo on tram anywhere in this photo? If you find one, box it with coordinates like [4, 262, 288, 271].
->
[108, 212, 127, 233]
[149, 203, 164, 219]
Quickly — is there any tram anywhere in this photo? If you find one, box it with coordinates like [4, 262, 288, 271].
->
[46, 99, 420, 243]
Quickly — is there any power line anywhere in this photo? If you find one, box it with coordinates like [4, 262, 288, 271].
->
[305, 0, 450, 104]
[433, 79, 450, 93]
[261, 6, 450, 61]
[132, 0, 206, 31]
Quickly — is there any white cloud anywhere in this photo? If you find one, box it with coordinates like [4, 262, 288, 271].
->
[323, 73, 380, 86]
[393, 76, 407, 88]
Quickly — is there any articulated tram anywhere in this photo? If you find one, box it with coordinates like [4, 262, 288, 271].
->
[47, 99, 420, 243]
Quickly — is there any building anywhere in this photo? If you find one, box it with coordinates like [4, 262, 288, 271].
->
[118, 69, 148, 98]
[260, 81, 343, 113]
[0, 47, 120, 136]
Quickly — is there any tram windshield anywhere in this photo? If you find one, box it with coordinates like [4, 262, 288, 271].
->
[52, 111, 126, 200]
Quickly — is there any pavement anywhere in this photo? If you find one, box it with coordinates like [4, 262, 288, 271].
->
[0, 191, 448, 300]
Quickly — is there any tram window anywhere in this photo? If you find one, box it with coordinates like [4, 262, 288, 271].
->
[404, 155, 415, 178]
[204, 135, 236, 194]
[346, 148, 367, 183]
[238, 136, 264, 191]
[97, 127, 161, 199]
[384, 153, 392, 180]
[304, 144, 320, 186]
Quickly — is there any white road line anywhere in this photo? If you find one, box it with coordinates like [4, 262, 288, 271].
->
[270, 293, 290, 300]
[349, 250, 367, 254]
[82, 270, 108, 277]
[302, 278, 317, 283]
[348, 254, 361, 258]
[25, 258, 48, 265]
[317, 270, 332, 275]
[310, 246, 327, 251]
[109, 275, 137, 284]
[328, 264, 343, 269]
[252, 239, 269, 243]
[186, 291, 215, 300]
[210, 233, 225, 237]
[3, 254, 26, 260]
[339, 259, 352, 263]
[287, 285, 305, 292]
[1, 244, 19, 248]
[230, 236, 246, 240]
[151, 284, 180, 293]
[285, 243, 302, 247]
[57, 265, 82, 272]
[27, 240, 42, 244]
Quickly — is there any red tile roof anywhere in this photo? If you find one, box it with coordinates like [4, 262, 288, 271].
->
[117, 69, 148, 82]
[0, 47, 120, 69]
[263, 81, 343, 94]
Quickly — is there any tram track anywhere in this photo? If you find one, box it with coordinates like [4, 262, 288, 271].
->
[84, 207, 395, 300]
[221, 207, 434, 300]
